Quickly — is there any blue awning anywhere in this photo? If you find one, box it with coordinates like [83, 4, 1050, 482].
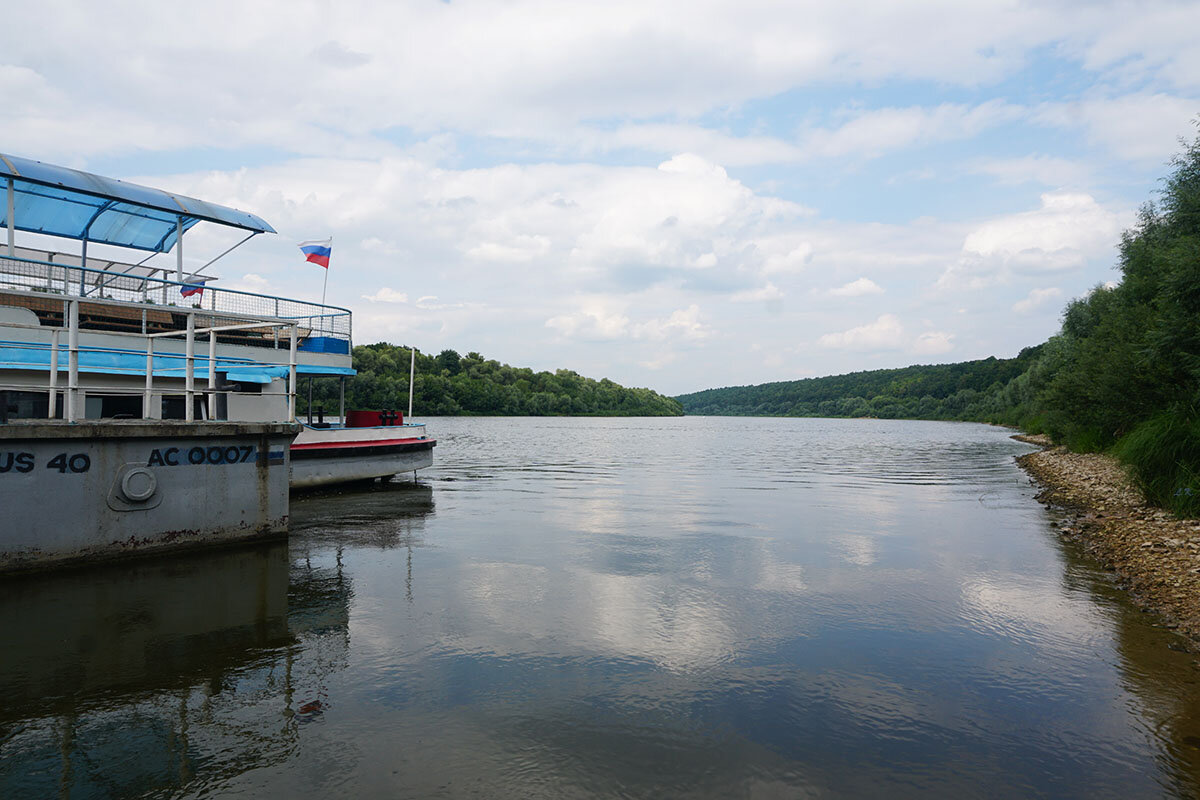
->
[0, 341, 355, 379]
[226, 365, 358, 382]
[225, 369, 278, 384]
[0, 153, 276, 253]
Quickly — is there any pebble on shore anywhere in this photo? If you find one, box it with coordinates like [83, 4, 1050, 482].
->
[1015, 433, 1200, 644]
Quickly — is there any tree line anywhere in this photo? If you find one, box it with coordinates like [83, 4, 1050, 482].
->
[302, 344, 683, 418]
[679, 130, 1200, 515]
[675, 350, 1042, 421]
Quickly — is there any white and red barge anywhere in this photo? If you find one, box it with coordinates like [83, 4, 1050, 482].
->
[290, 410, 435, 489]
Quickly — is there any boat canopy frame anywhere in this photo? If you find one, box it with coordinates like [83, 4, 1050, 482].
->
[1, 153, 275, 253]
[1, 153, 277, 284]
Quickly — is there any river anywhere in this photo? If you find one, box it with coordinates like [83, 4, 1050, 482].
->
[3, 416, 1200, 798]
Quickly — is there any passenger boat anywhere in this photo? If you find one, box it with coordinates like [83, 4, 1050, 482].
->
[0, 153, 434, 490]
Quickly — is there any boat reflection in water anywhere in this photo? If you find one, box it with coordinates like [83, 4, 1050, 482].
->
[290, 479, 436, 549]
[0, 481, 433, 799]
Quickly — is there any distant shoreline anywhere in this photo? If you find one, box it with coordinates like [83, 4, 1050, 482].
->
[1014, 434, 1200, 647]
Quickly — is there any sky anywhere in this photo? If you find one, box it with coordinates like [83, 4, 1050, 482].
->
[4, 0, 1199, 396]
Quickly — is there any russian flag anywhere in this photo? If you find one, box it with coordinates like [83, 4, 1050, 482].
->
[299, 238, 332, 269]
[180, 278, 207, 298]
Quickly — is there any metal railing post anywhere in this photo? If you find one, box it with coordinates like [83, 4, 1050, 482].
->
[47, 329, 58, 418]
[208, 328, 216, 420]
[6, 177, 14, 257]
[67, 300, 79, 422]
[288, 324, 298, 422]
[144, 337, 154, 419]
[175, 216, 183, 282]
[185, 312, 195, 422]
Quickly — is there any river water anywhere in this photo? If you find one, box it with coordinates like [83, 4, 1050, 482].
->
[4, 416, 1200, 798]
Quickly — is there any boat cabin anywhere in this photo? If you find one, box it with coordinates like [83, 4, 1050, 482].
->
[0, 153, 354, 424]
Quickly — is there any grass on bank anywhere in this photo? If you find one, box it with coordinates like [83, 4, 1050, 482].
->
[1112, 411, 1200, 518]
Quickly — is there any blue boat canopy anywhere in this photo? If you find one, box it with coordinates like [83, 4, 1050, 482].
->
[0, 153, 276, 253]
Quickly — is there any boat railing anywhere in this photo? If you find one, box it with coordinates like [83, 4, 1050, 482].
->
[0, 253, 352, 350]
[0, 301, 301, 424]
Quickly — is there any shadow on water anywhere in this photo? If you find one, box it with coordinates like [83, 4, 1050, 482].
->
[1046, 526, 1200, 799]
[0, 543, 293, 726]
[290, 479, 434, 549]
[0, 480, 435, 799]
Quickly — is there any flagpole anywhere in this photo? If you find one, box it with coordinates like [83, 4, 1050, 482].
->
[408, 346, 416, 420]
[320, 236, 331, 308]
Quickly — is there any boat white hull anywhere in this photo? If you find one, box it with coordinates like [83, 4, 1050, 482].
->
[289, 424, 436, 489]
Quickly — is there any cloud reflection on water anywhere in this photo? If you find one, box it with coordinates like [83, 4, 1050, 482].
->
[5, 418, 1199, 798]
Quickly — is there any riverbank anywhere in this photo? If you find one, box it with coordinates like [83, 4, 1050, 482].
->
[1015, 434, 1200, 644]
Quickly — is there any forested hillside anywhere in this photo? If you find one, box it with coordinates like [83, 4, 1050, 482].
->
[676, 349, 1042, 419]
[680, 131, 1200, 515]
[302, 344, 682, 417]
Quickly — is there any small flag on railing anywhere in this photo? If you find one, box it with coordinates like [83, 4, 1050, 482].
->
[298, 238, 332, 269]
[180, 278, 207, 298]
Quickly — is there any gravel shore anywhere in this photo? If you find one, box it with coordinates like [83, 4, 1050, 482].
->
[1015, 433, 1200, 644]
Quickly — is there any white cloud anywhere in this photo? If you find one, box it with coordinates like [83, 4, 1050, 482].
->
[466, 234, 551, 263]
[1012, 287, 1063, 314]
[938, 192, 1129, 289]
[2, 1, 1198, 174]
[592, 123, 805, 166]
[3, 2, 1063, 160]
[762, 244, 814, 275]
[545, 302, 631, 341]
[10, 0, 1195, 394]
[970, 155, 1092, 187]
[555, 153, 811, 275]
[803, 101, 1024, 160]
[638, 352, 678, 370]
[229, 273, 273, 294]
[730, 283, 784, 303]
[1035, 94, 1200, 163]
[547, 301, 711, 343]
[361, 287, 409, 303]
[818, 314, 905, 351]
[963, 193, 1120, 264]
[311, 40, 372, 70]
[415, 295, 470, 311]
[1076, 6, 1200, 90]
[634, 304, 712, 342]
[38, 142, 1139, 393]
[828, 277, 884, 297]
[817, 315, 955, 355]
[912, 330, 955, 355]
[361, 236, 402, 255]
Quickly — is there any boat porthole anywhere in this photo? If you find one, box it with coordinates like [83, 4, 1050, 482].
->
[120, 467, 158, 502]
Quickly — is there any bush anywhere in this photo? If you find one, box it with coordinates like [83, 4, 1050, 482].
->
[1065, 427, 1106, 453]
[1113, 410, 1200, 517]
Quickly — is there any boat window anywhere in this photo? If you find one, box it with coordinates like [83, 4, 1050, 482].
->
[0, 390, 51, 420]
[161, 395, 207, 421]
[99, 395, 143, 419]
